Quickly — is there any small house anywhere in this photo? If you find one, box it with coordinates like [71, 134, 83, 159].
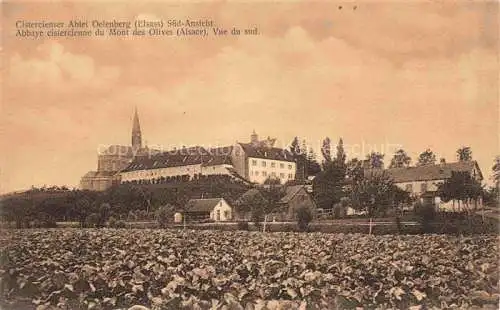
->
[236, 185, 317, 222]
[184, 198, 233, 222]
[275, 185, 317, 221]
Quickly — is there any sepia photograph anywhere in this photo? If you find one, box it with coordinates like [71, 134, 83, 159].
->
[1, 1, 499, 309]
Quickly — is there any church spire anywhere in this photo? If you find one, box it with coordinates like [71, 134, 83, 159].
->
[132, 107, 142, 150]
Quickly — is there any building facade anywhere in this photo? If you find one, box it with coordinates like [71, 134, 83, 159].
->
[119, 146, 237, 183]
[184, 198, 233, 222]
[365, 160, 484, 211]
[119, 131, 297, 185]
[230, 132, 296, 184]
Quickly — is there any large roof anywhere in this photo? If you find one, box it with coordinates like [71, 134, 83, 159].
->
[121, 146, 233, 172]
[279, 185, 306, 203]
[238, 143, 295, 162]
[365, 161, 483, 183]
[185, 198, 224, 212]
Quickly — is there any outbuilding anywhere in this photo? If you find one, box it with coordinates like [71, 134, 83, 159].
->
[184, 198, 233, 222]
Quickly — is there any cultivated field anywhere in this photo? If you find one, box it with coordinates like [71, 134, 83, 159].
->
[0, 229, 498, 309]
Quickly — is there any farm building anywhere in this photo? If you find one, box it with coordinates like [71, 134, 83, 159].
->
[274, 185, 317, 221]
[184, 198, 233, 222]
[365, 160, 484, 211]
[235, 185, 317, 221]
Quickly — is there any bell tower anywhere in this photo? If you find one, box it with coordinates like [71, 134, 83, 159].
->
[131, 107, 142, 151]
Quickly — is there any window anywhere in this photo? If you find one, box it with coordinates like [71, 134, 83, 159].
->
[280, 173, 285, 178]
[288, 164, 293, 169]
[223, 210, 230, 219]
[288, 173, 293, 179]
[271, 172, 276, 177]
[280, 163, 285, 169]
[216, 210, 221, 221]
[405, 184, 413, 192]
[262, 171, 268, 177]
[271, 162, 276, 168]
[421, 182, 428, 193]
[255, 171, 259, 176]
[262, 161, 267, 167]
[252, 160, 257, 166]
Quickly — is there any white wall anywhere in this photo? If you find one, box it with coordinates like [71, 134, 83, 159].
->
[395, 180, 441, 195]
[247, 157, 296, 184]
[120, 164, 232, 183]
[210, 199, 233, 221]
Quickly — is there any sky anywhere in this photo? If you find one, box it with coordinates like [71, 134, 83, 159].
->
[1, 1, 499, 193]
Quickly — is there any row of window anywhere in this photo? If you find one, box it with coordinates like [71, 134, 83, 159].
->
[405, 182, 428, 192]
[251, 159, 293, 170]
[250, 171, 294, 179]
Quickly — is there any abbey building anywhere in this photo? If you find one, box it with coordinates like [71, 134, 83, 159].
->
[80, 110, 297, 191]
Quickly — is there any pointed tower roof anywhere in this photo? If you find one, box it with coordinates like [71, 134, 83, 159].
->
[132, 106, 141, 133]
[132, 107, 142, 150]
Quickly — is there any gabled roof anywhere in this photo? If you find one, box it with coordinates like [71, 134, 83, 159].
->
[121, 146, 233, 172]
[365, 161, 483, 183]
[280, 185, 306, 203]
[238, 143, 295, 162]
[185, 198, 225, 212]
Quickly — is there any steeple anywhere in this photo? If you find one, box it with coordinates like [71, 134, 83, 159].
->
[132, 107, 142, 150]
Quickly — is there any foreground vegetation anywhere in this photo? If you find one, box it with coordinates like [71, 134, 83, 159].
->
[1, 229, 498, 309]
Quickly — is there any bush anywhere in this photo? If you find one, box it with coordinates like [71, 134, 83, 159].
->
[115, 220, 127, 228]
[155, 205, 172, 228]
[107, 216, 117, 228]
[251, 208, 264, 230]
[85, 213, 100, 228]
[414, 200, 436, 233]
[237, 221, 249, 231]
[296, 206, 313, 232]
[32, 218, 57, 229]
[107, 216, 127, 228]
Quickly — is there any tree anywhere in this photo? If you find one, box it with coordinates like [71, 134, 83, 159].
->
[350, 171, 396, 234]
[321, 137, 332, 167]
[71, 191, 97, 228]
[263, 176, 281, 186]
[389, 149, 411, 168]
[417, 149, 437, 166]
[346, 158, 364, 183]
[156, 204, 174, 228]
[289, 136, 307, 183]
[260, 184, 286, 231]
[456, 146, 472, 162]
[296, 206, 313, 231]
[335, 138, 346, 167]
[306, 148, 322, 176]
[290, 136, 301, 155]
[438, 171, 483, 212]
[366, 152, 384, 169]
[313, 161, 346, 210]
[492, 156, 500, 185]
